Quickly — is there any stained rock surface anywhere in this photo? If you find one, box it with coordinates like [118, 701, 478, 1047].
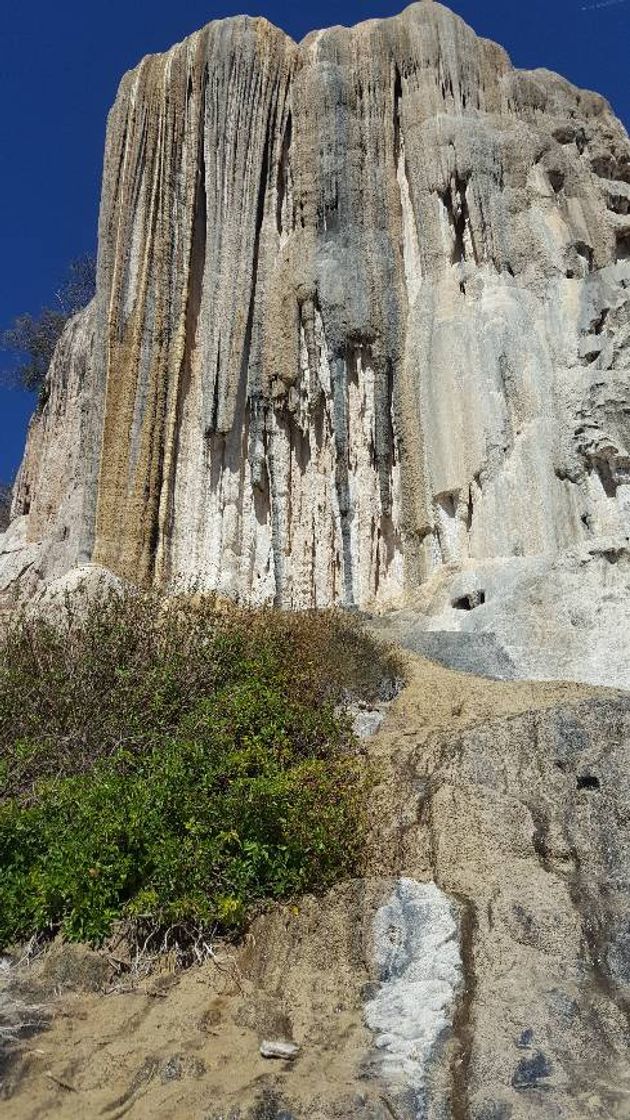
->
[2, 0, 630, 645]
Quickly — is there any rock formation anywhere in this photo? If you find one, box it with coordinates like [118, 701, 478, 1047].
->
[3, 8, 627, 1111]
[2, 0, 629, 647]
[5, 655, 630, 1118]
[2, 8, 630, 1116]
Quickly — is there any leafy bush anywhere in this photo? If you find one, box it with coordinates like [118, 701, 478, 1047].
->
[0, 594, 399, 947]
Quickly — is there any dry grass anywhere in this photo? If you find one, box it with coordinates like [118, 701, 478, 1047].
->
[0, 590, 402, 948]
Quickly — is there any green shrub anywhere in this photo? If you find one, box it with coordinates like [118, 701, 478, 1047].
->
[0, 594, 399, 947]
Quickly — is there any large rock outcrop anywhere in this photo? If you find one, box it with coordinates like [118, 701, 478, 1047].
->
[4, 654, 630, 1119]
[2, 0, 630, 677]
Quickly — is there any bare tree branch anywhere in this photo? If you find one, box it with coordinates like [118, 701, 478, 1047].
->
[0, 254, 96, 400]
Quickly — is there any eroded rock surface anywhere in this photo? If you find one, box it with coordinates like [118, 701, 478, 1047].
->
[364, 879, 463, 1115]
[2, 1, 629, 635]
[368, 544, 630, 689]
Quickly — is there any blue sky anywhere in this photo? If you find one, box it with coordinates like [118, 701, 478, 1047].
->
[1, 0, 628, 483]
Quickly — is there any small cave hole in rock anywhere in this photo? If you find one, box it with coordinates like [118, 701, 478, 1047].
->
[591, 307, 609, 335]
[553, 126, 575, 145]
[452, 590, 486, 611]
[608, 193, 630, 216]
[437, 491, 458, 519]
[616, 231, 630, 262]
[601, 548, 622, 565]
[594, 458, 618, 498]
[577, 775, 600, 791]
[575, 241, 594, 271]
[548, 170, 565, 194]
[591, 154, 616, 180]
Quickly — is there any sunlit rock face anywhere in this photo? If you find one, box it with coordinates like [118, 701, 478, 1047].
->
[6, 0, 630, 608]
[364, 879, 463, 1116]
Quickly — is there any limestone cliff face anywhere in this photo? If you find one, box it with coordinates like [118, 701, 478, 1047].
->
[6, 1, 630, 608]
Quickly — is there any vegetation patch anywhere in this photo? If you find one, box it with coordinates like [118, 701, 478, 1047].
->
[0, 485, 11, 533]
[0, 593, 399, 947]
[0, 254, 96, 399]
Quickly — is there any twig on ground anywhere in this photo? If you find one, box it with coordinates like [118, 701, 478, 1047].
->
[45, 1070, 78, 1092]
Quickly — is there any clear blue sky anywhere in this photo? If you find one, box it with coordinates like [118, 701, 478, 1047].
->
[1, 0, 628, 484]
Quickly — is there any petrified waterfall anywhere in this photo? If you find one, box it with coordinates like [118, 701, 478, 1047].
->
[5, 11, 630, 1116]
[5, 1, 630, 609]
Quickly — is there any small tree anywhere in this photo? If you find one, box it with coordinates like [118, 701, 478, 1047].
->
[1, 255, 96, 398]
[54, 254, 98, 318]
[0, 484, 11, 532]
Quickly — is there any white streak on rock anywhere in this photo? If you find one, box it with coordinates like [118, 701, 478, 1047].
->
[259, 1039, 300, 1060]
[364, 879, 462, 1098]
